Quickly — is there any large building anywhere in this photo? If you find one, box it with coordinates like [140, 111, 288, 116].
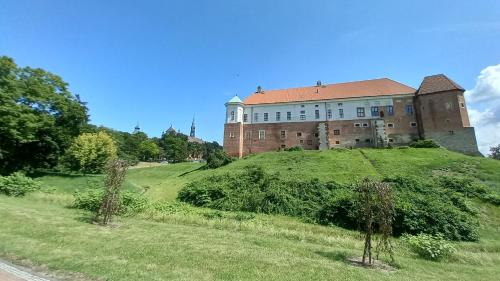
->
[223, 74, 479, 157]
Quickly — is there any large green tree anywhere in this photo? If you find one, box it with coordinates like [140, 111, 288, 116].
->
[139, 139, 160, 161]
[0, 56, 88, 174]
[159, 131, 188, 163]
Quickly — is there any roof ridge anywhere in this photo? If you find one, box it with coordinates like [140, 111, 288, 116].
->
[262, 77, 396, 93]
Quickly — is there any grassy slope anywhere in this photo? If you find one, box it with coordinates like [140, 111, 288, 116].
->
[1, 148, 500, 280]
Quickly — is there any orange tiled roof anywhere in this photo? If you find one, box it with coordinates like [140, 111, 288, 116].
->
[244, 78, 416, 105]
[417, 74, 464, 95]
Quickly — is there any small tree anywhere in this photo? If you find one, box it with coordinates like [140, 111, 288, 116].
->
[94, 159, 128, 225]
[64, 132, 117, 174]
[490, 144, 500, 160]
[356, 178, 395, 265]
[138, 139, 160, 161]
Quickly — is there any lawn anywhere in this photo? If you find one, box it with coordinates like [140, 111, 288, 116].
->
[2, 148, 500, 280]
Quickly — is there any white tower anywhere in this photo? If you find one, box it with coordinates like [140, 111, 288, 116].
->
[225, 95, 244, 124]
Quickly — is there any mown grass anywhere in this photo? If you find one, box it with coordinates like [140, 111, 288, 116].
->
[1, 196, 499, 281]
[3, 148, 499, 280]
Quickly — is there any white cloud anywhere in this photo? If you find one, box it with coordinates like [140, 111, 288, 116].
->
[465, 64, 500, 155]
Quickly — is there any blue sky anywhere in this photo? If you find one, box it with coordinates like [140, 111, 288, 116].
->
[1, 0, 499, 151]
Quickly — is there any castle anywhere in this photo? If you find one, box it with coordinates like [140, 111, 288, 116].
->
[223, 74, 479, 157]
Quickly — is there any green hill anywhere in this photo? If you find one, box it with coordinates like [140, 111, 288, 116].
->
[1, 148, 500, 280]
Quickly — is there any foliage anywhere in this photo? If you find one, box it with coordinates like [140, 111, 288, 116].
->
[0, 56, 89, 175]
[159, 131, 188, 163]
[205, 149, 233, 169]
[403, 233, 455, 261]
[73, 188, 149, 215]
[95, 159, 128, 224]
[64, 132, 118, 174]
[138, 139, 160, 161]
[0, 172, 41, 196]
[283, 146, 303, 151]
[490, 144, 500, 160]
[179, 168, 479, 241]
[409, 139, 440, 148]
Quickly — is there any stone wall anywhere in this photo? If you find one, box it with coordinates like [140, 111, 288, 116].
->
[424, 127, 480, 155]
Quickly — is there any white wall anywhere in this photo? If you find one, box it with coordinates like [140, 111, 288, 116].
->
[238, 97, 398, 124]
[226, 104, 244, 123]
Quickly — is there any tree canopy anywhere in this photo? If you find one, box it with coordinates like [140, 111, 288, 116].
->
[0, 56, 88, 174]
[64, 132, 118, 174]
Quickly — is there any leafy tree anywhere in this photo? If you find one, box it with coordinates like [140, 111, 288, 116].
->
[159, 131, 188, 163]
[64, 132, 117, 174]
[206, 150, 233, 169]
[187, 142, 204, 160]
[0, 56, 88, 174]
[490, 144, 500, 160]
[139, 139, 160, 161]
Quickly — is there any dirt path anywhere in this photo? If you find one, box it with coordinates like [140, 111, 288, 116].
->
[0, 260, 53, 281]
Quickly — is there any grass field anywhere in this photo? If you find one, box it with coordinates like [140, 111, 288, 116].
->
[1, 148, 500, 280]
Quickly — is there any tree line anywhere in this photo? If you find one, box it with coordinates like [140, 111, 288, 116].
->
[0, 56, 223, 175]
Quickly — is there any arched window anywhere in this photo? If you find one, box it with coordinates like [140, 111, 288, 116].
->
[230, 111, 235, 121]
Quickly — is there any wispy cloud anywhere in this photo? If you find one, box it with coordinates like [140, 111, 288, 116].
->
[465, 64, 500, 155]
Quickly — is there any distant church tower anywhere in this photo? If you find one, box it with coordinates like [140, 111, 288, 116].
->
[190, 117, 196, 137]
[133, 123, 140, 134]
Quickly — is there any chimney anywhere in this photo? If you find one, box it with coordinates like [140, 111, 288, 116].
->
[256, 85, 263, 93]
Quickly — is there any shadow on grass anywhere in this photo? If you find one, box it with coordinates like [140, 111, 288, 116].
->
[29, 170, 101, 179]
[178, 166, 206, 177]
[315, 250, 349, 263]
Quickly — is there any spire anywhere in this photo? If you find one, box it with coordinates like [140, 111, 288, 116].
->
[190, 116, 196, 137]
[133, 123, 140, 133]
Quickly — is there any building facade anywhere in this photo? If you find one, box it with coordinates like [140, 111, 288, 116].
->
[223, 75, 479, 157]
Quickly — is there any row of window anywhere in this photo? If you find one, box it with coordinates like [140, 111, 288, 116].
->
[236, 104, 413, 123]
[353, 122, 418, 128]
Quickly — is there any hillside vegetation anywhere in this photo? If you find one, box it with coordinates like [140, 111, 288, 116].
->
[1, 148, 500, 280]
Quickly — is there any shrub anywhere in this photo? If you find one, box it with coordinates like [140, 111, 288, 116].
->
[73, 188, 150, 215]
[284, 146, 303, 152]
[179, 170, 480, 241]
[205, 150, 233, 169]
[0, 172, 41, 196]
[409, 139, 440, 148]
[403, 233, 455, 261]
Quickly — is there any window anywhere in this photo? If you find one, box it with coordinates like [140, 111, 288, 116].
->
[327, 109, 332, 119]
[386, 105, 394, 116]
[314, 133, 319, 137]
[357, 107, 365, 117]
[333, 129, 340, 135]
[254, 113, 259, 122]
[300, 110, 305, 114]
[230, 111, 235, 121]
[264, 113, 268, 121]
[229, 132, 235, 138]
[300, 139, 304, 144]
[276, 112, 281, 121]
[460, 102, 465, 108]
[387, 123, 394, 128]
[258, 130, 266, 140]
[338, 103, 343, 107]
[365, 139, 371, 143]
[371, 106, 379, 117]
[335, 140, 340, 144]
[405, 104, 413, 115]
[281, 144, 286, 148]
[287, 111, 292, 120]
[243, 114, 248, 123]
[301, 104, 305, 108]
[315, 104, 319, 107]
[410, 122, 417, 127]
[300, 114, 306, 120]
[297, 132, 302, 137]
[354, 123, 361, 127]
[449, 130, 454, 135]
[355, 139, 360, 143]
[245, 131, 252, 139]
[388, 138, 394, 143]
[280, 130, 286, 139]
[339, 108, 344, 118]
[307, 140, 313, 145]
[315, 109, 320, 119]
[362, 123, 369, 127]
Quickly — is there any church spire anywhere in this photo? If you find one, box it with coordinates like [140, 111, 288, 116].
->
[133, 123, 140, 133]
[190, 116, 196, 137]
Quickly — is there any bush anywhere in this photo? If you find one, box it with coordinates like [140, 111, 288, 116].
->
[178, 169, 480, 241]
[409, 139, 440, 148]
[0, 172, 41, 196]
[73, 188, 150, 215]
[205, 150, 233, 169]
[403, 233, 455, 261]
[283, 146, 303, 152]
